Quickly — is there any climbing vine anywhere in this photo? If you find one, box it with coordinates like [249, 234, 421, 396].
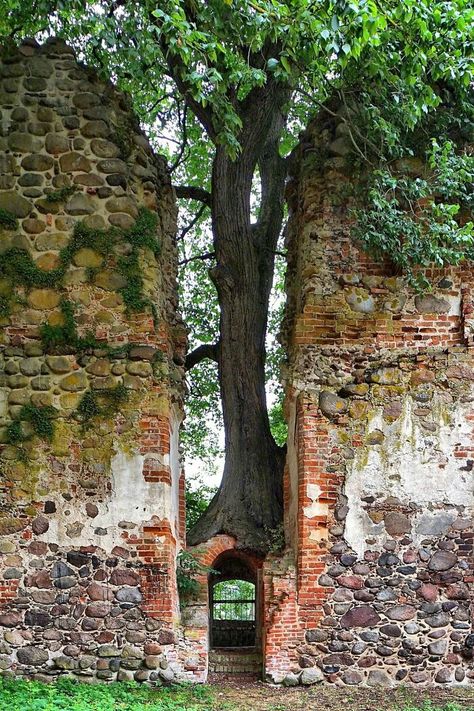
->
[0, 207, 160, 319]
[45, 185, 78, 204]
[0, 208, 18, 230]
[6, 403, 57, 447]
[75, 383, 129, 427]
[176, 550, 217, 605]
[353, 140, 474, 289]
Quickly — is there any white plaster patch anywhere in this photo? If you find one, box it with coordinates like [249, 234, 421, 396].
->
[303, 483, 329, 518]
[39, 447, 173, 553]
[309, 528, 328, 542]
[344, 397, 474, 557]
[286, 400, 299, 551]
[446, 292, 461, 317]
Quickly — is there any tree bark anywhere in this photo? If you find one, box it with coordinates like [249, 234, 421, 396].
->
[187, 78, 290, 553]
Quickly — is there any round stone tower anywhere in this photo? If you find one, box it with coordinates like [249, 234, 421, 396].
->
[0, 37, 186, 682]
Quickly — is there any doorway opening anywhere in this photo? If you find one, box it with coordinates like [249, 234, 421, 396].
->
[208, 552, 262, 675]
[211, 578, 256, 648]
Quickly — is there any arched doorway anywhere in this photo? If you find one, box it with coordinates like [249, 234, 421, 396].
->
[211, 578, 256, 648]
[208, 552, 262, 675]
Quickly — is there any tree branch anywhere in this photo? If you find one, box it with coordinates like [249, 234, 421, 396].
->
[179, 251, 216, 266]
[178, 203, 208, 242]
[148, 9, 216, 139]
[175, 185, 212, 207]
[169, 104, 188, 173]
[185, 342, 219, 371]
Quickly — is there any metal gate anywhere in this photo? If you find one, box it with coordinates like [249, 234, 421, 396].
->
[210, 579, 256, 648]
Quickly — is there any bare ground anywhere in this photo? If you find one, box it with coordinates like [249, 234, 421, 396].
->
[204, 676, 474, 711]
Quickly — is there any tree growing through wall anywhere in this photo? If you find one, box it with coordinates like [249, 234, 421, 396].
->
[3, 0, 473, 551]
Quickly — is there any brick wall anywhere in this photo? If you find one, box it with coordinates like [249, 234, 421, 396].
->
[273, 116, 474, 687]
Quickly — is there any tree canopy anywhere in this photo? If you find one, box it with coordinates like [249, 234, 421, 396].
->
[2, 0, 473, 550]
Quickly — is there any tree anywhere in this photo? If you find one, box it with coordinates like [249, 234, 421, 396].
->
[3, 0, 473, 551]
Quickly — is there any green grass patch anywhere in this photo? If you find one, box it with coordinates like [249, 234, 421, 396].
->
[0, 677, 215, 711]
[0, 208, 18, 230]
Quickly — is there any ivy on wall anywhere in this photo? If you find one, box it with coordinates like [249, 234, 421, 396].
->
[0, 207, 160, 322]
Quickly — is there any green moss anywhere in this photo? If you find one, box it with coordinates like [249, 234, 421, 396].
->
[5, 420, 23, 444]
[0, 247, 65, 288]
[40, 299, 102, 352]
[6, 404, 57, 447]
[0, 208, 18, 230]
[19, 403, 56, 441]
[111, 125, 134, 159]
[0, 295, 10, 318]
[76, 383, 129, 426]
[39, 299, 77, 349]
[45, 186, 77, 203]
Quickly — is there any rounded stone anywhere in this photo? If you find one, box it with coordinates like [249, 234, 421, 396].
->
[282, 672, 299, 686]
[83, 120, 110, 138]
[65, 193, 95, 215]
[435, 668, 452, 684]
[73, 92, 101, 109]
[60, 371, 88, 392]
[319, 390, 347, 418]
[91, 138, 121, 158]
[93, 270, 127, 291]
[17, 647, 49, 666]
[384, 512, 411, 536]
[300, 667, 324, 685]
[36, 232, 69, 250]
[59, 152, 91, 173]
[115, 586, 142, 604]
[45, 133, 70, 154]
[0, 191, 32, 218]
[27, 289, 61, 310]
[428, 550, 457, 572]
[385, 605, 416, 622]
[21, 154, 54, 171]
[106, 196, 138, 218]
[340, 605, 381, 629]
[73, 248, 104, 268]
[98, 158, 127, 174]
[23, 218, 46, 234]
[415, 294, 450, 314]
[7, 132, 36, 153]
[31, 516, 49, 535]
[345, 287, 375, 313]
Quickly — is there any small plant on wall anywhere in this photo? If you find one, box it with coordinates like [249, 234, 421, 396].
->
[176, 550, 217, 606]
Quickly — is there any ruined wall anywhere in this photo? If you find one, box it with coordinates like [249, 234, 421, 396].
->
[0, 38, 187, 682]
[273, 117, 474, 686]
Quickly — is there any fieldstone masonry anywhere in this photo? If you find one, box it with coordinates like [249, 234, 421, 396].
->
[0, 38, 188, 683]
[269, 115, 474, 686]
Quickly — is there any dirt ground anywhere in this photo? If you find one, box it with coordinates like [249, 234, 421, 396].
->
[205, 676, 474, 711]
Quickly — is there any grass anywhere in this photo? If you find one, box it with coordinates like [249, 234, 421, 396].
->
[0, 677, 472, 711]
[0, 677, 214, 711]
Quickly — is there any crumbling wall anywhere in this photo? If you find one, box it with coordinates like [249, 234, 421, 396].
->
[0, 38, 187, 682]
[275, 116, 474, 686]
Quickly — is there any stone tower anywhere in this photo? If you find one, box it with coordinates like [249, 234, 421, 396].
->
[0, 37, 187, 681]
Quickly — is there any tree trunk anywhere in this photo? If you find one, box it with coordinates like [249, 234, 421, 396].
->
[187, 80, 289, 553]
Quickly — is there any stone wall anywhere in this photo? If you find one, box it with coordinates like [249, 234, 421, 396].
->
[273, 116, 474, 686]
[0, 38, 187, 682]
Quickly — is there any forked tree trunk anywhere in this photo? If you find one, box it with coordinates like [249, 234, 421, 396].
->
[187, 81, 289, 552]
